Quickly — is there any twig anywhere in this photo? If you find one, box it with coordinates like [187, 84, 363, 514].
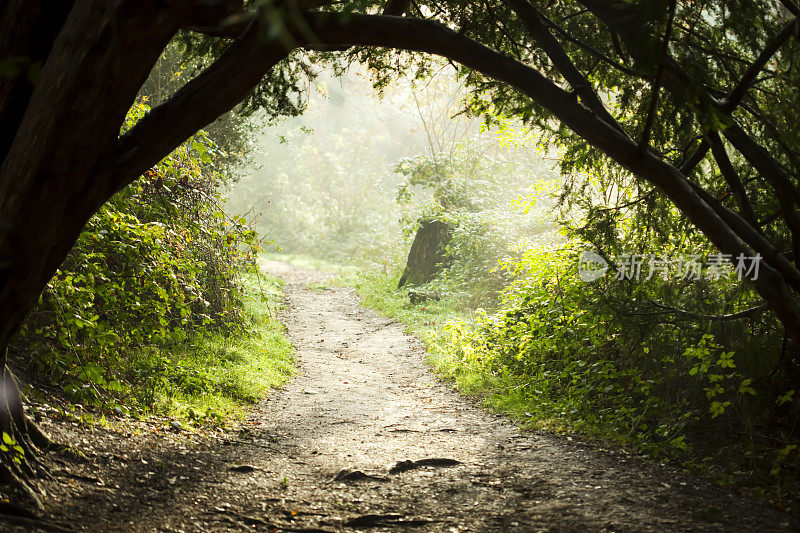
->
[639, 0, 678, 152]
[645, 299, 768, 321]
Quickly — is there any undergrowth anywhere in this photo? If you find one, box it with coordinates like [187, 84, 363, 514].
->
[355, 253, 800, 509]
[150, 274, 294, 424]
[11, 101, 295, 428]
[24, 275, 293, 427]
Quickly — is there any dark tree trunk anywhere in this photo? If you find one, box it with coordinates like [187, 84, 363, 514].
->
[398, 219, 452, 288]
[0, 348, 52, 509]
[0, 0, 189, 501]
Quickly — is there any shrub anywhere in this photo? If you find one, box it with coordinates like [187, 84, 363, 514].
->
[12, 101, 263, 412]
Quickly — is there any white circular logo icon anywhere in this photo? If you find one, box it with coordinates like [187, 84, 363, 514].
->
[578, 251, 608, 282]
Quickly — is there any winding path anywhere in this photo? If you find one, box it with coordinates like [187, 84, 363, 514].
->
[34, 261, 793, 532]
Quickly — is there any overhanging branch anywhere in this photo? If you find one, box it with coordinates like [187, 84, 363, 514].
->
[503, 0, 628, 137]
[182, 0, 342, 38]
[114, 17, 292, 187]
[709, 131, 758, 228]
[639, 0, 677, 152]
[646, 299, 769, 321]
[723, 17, 798, 112]
[182, 0, 248, 38]
[116, 9, 800, 342]
[577, 1, 800, 208]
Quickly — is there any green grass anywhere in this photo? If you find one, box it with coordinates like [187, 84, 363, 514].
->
[151, 273, 295, 426]
[356, 267, 467, 337]
[22, 272, 296, 430]
[356, 269, 540, 415]
[353, 266, 502, 397]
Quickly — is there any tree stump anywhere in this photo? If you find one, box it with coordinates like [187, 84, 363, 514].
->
[398, 220, 452, 288]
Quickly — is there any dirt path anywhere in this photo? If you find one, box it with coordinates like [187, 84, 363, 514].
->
[29, 261, 794, 531]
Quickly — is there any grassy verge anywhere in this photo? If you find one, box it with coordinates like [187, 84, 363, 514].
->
[355, 267, 544, 412]
[151, 273, 295, 425]
[23, 273, 295, 428]
[353, 266, 494, 395]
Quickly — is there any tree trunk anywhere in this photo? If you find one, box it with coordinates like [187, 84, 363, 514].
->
[398, 219, 452, 288]
[0, 348, 52, 509]
[0, 0, 188, 499]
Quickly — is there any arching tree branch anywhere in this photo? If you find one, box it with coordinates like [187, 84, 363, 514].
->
[114, 18, 293, 189]
[577, 0, 800, 207]
[114, 10, 800, 344]
[723, 16, 798, 111]
[709, 131, 758, 228]
[502, 0, 628, 137]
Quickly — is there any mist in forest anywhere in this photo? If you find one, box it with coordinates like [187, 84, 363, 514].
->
[226, 65, 560, 268]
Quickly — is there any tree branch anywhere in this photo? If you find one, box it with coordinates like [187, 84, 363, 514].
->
[503, 0, 628, 137]
[577, 1, 800, 205]
[116, 10, 800, 344]
[114, 17, 292, 188]
[647, 299, 768, 321]
[538, 12, 638, 77]
[688, 181, 800, 292]
[639, 0, 677, 152]
[182, 0, 243, 32]
[723, 123, 800, 206]
[723, 17, 798, 112]
[182, 0, 341, 38]
[709, 131, 759, 228]
[738, 100, 800, 174]
[678, 139, 710, 176]
[780, 0, 800, 16]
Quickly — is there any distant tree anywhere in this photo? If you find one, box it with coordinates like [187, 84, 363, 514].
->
[2, 0, 799, 498]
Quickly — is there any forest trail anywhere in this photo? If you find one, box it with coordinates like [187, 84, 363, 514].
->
[30, 261, 793, 532]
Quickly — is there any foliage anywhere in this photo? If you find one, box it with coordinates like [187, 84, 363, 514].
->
[0, 432, 25, 466]
[361, 240, 800, 503]
[138, 39, 268, 178]
[11, 100, 280, 422]
[226, 70, 435, 265]
[394, 132, 557, 306]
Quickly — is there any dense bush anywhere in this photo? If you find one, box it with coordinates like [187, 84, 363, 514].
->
[11, 101, 263, 414]
[433, 241, 800, 501]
